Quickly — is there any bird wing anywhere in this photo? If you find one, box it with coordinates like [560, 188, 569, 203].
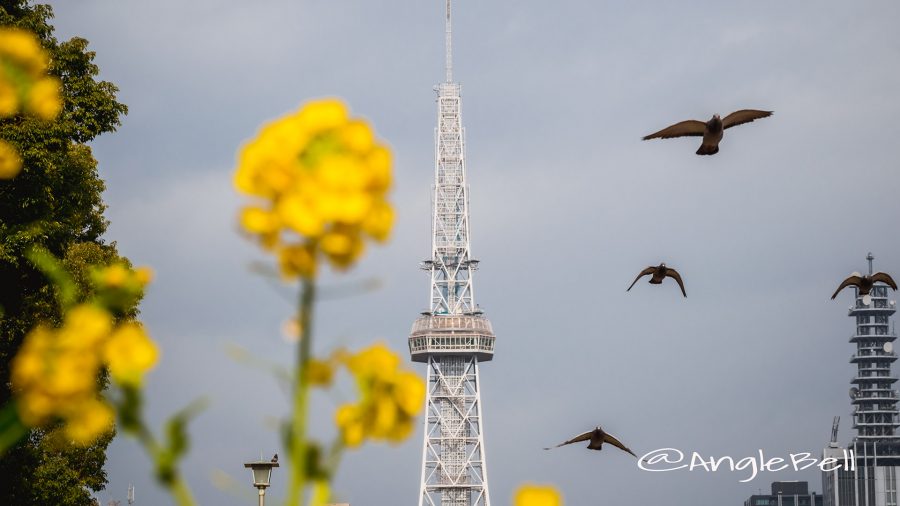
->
[543, 430, 593, 450]
[665, 268, 688, 298]
[831, 276, 863, 299]
[627, 267, 658, 291]
[602, 432, 638, 458]
[721, 109, 773, 130]
[872, 272, 899, 291]
[642, 120, 706, 140]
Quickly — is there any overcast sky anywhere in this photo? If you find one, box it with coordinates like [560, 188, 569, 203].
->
[44, 1, 900, 505]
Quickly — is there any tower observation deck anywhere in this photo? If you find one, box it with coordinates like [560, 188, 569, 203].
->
[409, 2, 494, 505]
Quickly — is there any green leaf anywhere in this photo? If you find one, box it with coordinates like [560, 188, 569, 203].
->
[25, 246, 77, 311]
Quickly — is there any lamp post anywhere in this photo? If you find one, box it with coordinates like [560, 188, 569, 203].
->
[244, 455, 279, 506]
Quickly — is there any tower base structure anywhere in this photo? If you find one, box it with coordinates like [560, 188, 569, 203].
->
[411, 315, 494, 506]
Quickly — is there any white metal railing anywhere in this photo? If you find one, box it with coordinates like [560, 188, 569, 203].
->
[409, 336, 494, 355]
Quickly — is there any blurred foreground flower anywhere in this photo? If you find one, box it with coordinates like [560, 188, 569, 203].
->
[0, 139, 21, 178]
[334, 343, 425, 447]
[0, 27, 63, 178]
[10, 264, 158, 445]
[234, 99, 408, 506]
[514, 484, 563, 506]
[234, 98, 393, 277]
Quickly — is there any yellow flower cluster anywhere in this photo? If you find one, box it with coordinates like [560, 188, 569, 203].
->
[0, 28, 61, 119]
[333, 343, 425, 447]
[514, 484, 563, 506]
[0, 28, 63, 179]
[0, 139, 22, 179]
[93, 263, 154, 289]
[234, 99, 394, 278]
[11, 302, 159, 444]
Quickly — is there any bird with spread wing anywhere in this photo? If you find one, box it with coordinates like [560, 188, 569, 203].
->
[643, 109, 773, 155]
[544, 426, 638, 458]
[832, 272, 898, 299]
[627, 263, 687, 298]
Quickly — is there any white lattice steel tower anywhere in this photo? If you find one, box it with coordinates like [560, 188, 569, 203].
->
[408, 2, 495, 505]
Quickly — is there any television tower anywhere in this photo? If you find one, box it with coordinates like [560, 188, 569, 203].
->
[409, 1, 495, 505]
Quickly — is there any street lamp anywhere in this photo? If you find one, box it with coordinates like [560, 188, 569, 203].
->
[244, 455, 279, 506]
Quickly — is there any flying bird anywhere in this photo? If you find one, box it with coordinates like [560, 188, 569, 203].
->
[544, 426, 638, 458]
[643, 109, 773, 155]
[627, 263, 687, 297]
[831, 272, 898, 299]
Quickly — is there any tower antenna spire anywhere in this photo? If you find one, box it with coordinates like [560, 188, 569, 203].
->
[867, 252, 874, 276]
[445, 0, 452, 83]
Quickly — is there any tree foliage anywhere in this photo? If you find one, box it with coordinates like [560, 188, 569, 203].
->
[0, 1, 130, 504]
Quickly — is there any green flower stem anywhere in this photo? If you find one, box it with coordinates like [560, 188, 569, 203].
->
[313, 438, 345, 506]
[0, 404, 28, 456]
[134, 424, 197, 506]
[310, 480, 331, 506]
[170, 475, 198, 506]
[286, 277, 316, 506]
[0, 419, 27, 457]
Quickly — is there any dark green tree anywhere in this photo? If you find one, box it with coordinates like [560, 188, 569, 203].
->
[0, 1, 130, 504]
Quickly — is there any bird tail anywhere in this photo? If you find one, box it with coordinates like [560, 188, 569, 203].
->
[696, 144, 719, 155]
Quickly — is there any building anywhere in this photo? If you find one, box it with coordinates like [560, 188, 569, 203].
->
[822, 254, 900, 506]
[745, 481, 824, 506]
[408, 2, 495, 505]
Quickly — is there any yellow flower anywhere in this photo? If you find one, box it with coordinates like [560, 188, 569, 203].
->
[514, 485, 563, 506]
[0, 78, 18, 116]
[335, 404, 366, 448]
[64, 398, 114, 444]
[393, 371, 426, 416]
[362, 202, 394, 242]
[234, 98, 394, 277]
[9, 272, 161, 446]
[26, 76, 62, 120]
[333, 343, 425, 448]
[305, 358, 334, 386]
[0, 140, 22, 179]
[0, 28, 49, 76]
[92, 263, 154, 294]
[240, 206, 280, 234]
[346, 342, 400, 381]
[103, 322, 159, 387]
[0, 28, 61, 123]
[101, 263, 129, 288]
[57, 304, 113, 348]
[278, 243, 317, 279]
[11, 305, 114, 436]
[134, 267, 154, 286]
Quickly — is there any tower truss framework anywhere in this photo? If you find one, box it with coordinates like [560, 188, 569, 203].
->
[410, 2, 494, 505]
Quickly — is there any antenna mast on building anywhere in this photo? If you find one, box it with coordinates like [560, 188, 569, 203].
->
[848, 253, 900, 460]
[409, 1, 495, 505]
